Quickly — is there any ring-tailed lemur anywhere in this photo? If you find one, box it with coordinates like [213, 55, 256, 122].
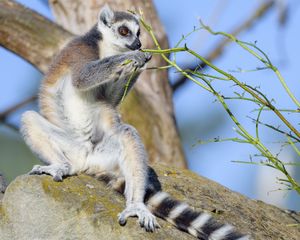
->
[20, 4, 249, 240]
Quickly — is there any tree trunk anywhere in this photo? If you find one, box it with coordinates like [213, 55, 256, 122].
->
[48, 0, 186, 168]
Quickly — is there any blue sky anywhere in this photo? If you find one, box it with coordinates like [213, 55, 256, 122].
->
[1, 0, 299, 210]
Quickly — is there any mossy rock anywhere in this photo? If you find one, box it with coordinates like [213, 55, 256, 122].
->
[0, 164, 299, 240]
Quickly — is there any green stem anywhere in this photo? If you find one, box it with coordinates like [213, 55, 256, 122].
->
[200, 21, 300, 109]
[121, 67, 137, 103]
[139, 14, 300, 194]
[140, 20, 212, 92]
[185, 47, 300, 139]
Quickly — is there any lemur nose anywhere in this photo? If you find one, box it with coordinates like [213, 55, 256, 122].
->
[127, 38, 142, 50]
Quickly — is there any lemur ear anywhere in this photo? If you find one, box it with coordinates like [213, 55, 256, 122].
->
[99, 4, 114, 26]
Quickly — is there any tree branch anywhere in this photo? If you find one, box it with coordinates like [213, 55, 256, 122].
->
[0, 95, 37, 131]
[0, 95, 37, 122]
[172, 0, 275, 91]
[0, 0, 73, 73]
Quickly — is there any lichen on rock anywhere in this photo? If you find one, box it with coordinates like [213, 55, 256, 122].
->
[0, 164, 299, 240]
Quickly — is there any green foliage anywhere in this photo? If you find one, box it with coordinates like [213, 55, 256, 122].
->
[140, 14, 300, 194]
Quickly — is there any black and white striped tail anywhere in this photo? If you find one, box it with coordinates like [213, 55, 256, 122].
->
[145, 191, 250, 240]
[94, 172, 250, 240]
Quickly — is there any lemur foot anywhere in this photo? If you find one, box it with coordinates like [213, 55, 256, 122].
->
[118, 203, 160, 232]
[29, 164, 70, 182]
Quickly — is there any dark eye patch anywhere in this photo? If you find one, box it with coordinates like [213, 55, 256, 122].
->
[137, 29, 141, 37]
[118, 26, 131, 36]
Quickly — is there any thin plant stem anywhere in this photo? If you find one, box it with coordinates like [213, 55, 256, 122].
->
[200, 21, 300, 109]
[139, 14, 300, 194]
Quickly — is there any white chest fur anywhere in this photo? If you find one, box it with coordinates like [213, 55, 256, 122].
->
[58, 76, 119, 138]
[61, 78, 94, 134]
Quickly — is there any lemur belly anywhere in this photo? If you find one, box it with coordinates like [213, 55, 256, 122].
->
[42, 75, 122, 173]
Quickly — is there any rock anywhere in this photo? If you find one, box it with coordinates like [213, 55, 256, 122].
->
[0, 168, 193, 240]
[0, 164, 300, 240]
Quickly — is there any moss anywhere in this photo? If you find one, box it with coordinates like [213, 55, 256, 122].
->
[0, 204, 5, 218]
[41, 174, 123, 219]
[0, 203, 9, 224]
[2, 165, 300, 239]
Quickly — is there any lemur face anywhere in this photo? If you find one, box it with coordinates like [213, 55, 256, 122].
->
[98, 5, 141, 52]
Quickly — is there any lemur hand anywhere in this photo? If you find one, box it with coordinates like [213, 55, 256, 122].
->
[142, 51, 152, 62]
[126, 50, 152, 68]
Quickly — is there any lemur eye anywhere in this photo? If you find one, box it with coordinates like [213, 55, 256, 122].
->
[137, 29, 141, 37]
[118, 26, 130, 36]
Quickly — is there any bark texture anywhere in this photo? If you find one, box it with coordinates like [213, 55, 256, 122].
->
[0, 0, 73, 73]
[0, 0, 186, 168]
[1, 164, 300, 240]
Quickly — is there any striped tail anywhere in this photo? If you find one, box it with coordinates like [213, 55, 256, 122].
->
[145, 191, 250, 240]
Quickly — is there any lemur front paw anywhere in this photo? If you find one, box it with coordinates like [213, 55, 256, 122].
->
[143, 52, 152, 62]
[118, 202, 160, 232]
[29, 164, 69, 182]
[127, 51, 152, 68]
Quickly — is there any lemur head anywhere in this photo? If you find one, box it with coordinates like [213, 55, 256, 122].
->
[98, 5, 141, 52]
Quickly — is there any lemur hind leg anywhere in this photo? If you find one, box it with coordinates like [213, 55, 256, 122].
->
[20, 111, 85, 181]
[116, 124, 159, 232]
